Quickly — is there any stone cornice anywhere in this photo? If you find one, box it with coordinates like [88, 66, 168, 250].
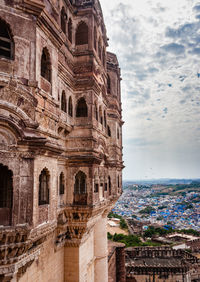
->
[20, 0, 45, 16]
[37, 10, 63, 49]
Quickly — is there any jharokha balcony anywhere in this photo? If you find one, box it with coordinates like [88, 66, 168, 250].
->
[73, 193, 88, 205]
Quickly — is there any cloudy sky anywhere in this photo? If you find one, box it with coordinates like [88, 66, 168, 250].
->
[100, 0, 200, 180]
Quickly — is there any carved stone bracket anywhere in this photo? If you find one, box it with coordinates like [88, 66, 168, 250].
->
[55, 202, 116, 249]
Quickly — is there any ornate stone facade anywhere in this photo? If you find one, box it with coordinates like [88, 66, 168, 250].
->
[0, 0, 123, 281]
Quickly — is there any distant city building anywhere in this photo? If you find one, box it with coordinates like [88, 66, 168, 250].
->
[126, 247, 198, 282]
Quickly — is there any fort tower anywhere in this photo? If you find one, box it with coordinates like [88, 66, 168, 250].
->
[0, 0, 123, 281]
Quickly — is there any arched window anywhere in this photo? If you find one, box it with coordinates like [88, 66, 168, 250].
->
[104, 110, 107, 128]
[0, 18, 14, 60]
[94, 103, 98, 121]
[74, 171, 86, 194]
[94, 26, 97, 50]
[75, 22, 88, 45]
[68, 96, 73, 117]
[59, 172, 65, 195]
[107, 126, 111, 137]
[61, 91, 67, 112]
[41, 48, 51, 82]
[39, 168, 49, 205]
[61, 7, 67, 34]
[76, 97, 88, 117]
[107, 74, 111, 94]
[0, 164, 13, 225]
[68, 18, 72, 43]
[108, 176, 111, 195]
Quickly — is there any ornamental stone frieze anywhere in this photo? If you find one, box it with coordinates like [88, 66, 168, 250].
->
[0, 222, 56, 279]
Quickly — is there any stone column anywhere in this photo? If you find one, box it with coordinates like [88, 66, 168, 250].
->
[94, 215, 108, 282]
[116, 244, 126, 282]
[64, 246, 79, 282]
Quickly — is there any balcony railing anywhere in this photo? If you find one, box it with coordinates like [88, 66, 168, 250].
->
[73, 193, 87, 205]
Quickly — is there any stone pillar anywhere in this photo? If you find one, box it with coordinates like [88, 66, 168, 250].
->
[94, 216, 108, 282]
[116, 245, 126, 282]
[64, 246, 79, 282]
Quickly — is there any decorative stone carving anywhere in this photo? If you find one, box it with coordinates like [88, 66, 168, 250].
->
[0, 84, 37, 122]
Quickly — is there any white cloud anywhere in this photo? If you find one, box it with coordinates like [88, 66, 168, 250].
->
[100, 0, 200, 179]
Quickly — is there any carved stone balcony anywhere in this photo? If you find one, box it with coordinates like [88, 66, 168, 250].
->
[0, 222, 56, 280]
[73, 193, 87, 206]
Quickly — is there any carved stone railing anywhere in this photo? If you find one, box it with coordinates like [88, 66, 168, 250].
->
[0, 222, 56, 280]
[73, 193, 87, 205]
[0, 225, 31, 265]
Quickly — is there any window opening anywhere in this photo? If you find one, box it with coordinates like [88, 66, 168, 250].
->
[95, 104, 98, 121]
[108, 176, 111, 195]
[107, 126, 111, 137]
[68, 18, 72, 43]
[41, 48, 51, 82]
[107, 74, 111, 94]
[61, 91, 67, 112]
[39, 168, 49, 205]
[75, 22, 88, 45]
[74, 171, 86, 194]
[0, 19, 13, 60]
[76, 97, 88, 117]
[61, 7, 67, 34]
[68, 96, 73, 117]
[59, 172, 65, 195]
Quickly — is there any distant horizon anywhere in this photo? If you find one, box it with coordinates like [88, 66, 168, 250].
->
[123, 177, 200, 182]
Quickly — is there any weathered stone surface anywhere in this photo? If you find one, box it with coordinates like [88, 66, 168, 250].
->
[0, 0, 123, 281]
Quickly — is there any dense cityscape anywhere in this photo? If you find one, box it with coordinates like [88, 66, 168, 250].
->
[112, 181, 200, 231]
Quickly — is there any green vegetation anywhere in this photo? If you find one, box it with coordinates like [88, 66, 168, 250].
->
[151, 192, 168, 197]
[107, 232, 161, 247]
[177, 229, 200, 237]
[144, 226, 173, 238]
[139, 206, 155, 215]
[151, 182, 200, 198]
[108, 212, 128, 230]
[120, 218, 128, 229]
[108, 212, 121, 219]
[158, 205, 167, 210]
[157, 216, 164, 221]
[143, 226, 200, 238]
[177, 201, 194, 209]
